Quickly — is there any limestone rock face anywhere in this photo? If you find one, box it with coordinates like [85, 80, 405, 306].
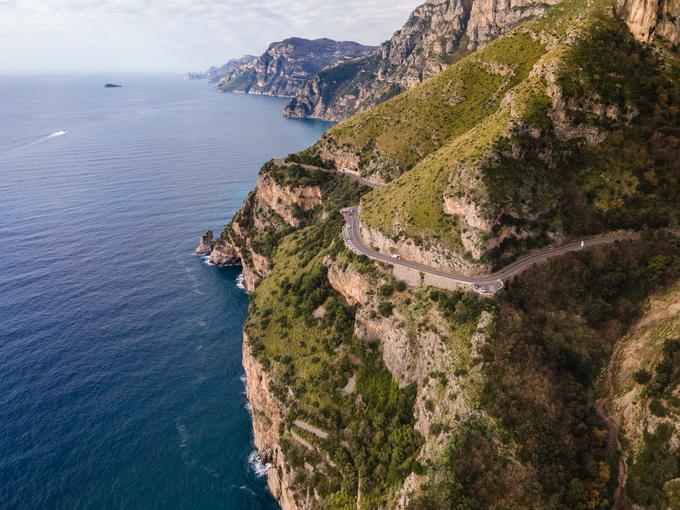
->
[284, 0, 561, 122]
[618, 0, 680, 44]
[195, 230, 215, 255]
[256, 175, 322, 228]
[358, 220, 484, 275]
[207, 242, 240, 267]
[242, 333, 306, 510]
[325, 258, 372, 306]
[216, 38, 376, 98]
[208, 167, 328, 292]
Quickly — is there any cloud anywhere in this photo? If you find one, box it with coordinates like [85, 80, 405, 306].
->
[0, 0, 423, 71]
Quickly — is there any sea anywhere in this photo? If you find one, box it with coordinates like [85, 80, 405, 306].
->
[0, 74, 330, 509]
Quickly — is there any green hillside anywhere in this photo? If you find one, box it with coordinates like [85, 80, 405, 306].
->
[223, 0, 680, 508]
[322, 0, 680, 265]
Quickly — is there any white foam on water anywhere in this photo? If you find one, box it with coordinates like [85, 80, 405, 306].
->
[202, 255, 214, 266]
[244, 401, 252, 413]
[236, 272, 246, 290]
[239, 374, 247, 384]
[2, 131, 67, 155]
[247, 450, 272, 478]
[176, 420, 190, 449]
[238, 485, 257, 496]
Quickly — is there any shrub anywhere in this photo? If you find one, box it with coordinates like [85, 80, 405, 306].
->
[634, 369, 652, 385]
[379, 301, 394, 317]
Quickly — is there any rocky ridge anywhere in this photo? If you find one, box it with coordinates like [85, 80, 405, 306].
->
[216, 38, 376, 98]
[186, 56, 258, 82]
[618, 0, 680, 44]
[202, 0, 680, 508]
[284, 0, 562, 121]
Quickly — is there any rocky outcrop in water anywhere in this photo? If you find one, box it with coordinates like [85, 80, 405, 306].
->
[284, 0, 561, 121]
[216, 38, 376, 98]
[195, 230, 215, 255]
[195, 229, 240, 266]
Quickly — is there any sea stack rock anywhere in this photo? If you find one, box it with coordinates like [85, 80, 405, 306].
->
[208, 242, 241, 266]
[196, 230, 215, 255]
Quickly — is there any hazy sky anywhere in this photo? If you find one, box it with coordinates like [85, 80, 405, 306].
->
[0, 0, 423, 72]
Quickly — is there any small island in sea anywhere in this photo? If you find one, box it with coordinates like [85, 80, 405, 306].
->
[104, 83, 123, 88]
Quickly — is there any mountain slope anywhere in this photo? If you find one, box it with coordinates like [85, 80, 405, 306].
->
[202, 0, 680, 508]
[315, 0, 680, 273]
[606, 282, 680, 508]
[283, 0, 562, 121]
[216, 38, 376, 98]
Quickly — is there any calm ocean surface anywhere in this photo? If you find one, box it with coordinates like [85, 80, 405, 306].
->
[0, 74, 329, 509]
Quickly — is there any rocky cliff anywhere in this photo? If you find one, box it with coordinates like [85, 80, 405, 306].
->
[283, 0, 562, 121]
[205, 0, 680, 507]
[618, 0, 680, 44]
[200, 158, 368, 291]
[242, 332, 304, 510]
[314, 0, 680, 270]
[604, 282, 680, 508]
[216, 38, 376, 98]
[186, 55, 258, 82]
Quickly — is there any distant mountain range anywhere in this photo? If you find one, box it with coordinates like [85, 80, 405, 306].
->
[190, 38, 376, 99]
[185, 55, 257, 82]
[284, 0, 563, 121]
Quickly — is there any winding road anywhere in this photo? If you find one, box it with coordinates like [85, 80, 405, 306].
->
[272, 158, 384, 189]
[341, 206, 638, 295]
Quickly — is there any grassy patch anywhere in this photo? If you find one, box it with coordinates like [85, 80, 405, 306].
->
[328, 33, 546, 181]
[246, 216, 421, 508]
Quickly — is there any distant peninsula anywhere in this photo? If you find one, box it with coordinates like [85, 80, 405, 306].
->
[104, 83, 123, 88]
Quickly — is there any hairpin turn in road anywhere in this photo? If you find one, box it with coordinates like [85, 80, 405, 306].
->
[341, 206, 638, 296]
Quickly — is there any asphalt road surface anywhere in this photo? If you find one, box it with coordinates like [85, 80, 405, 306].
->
[341, 206, 638, 295]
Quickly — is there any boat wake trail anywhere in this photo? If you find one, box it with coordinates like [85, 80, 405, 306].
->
[1, 130, 68, 155]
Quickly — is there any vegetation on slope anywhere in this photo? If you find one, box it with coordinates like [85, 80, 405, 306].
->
[245, 207, 421, 508]
[348, 0, 680, 266]
[606, 281, 680, 508]
[409, 233, 680, 509]
[328, 33, 546, 181]
[225, 1, 680, 508]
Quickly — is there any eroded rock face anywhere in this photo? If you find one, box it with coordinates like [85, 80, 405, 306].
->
[325, 258, 372, 306]
[359, 221, 484, 275]
[207, 241, 241, 266]
[284, 0, 561, 122]
[256, 175, 323, 228]
[217, 38, 376, 98]
[195, 230, 215, 255]
[619, 0, 680, 44]
[242, 333, 305, 510]
[209, 170, 327, 292]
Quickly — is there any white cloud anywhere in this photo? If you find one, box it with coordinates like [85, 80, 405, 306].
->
[0, 0, 423, 72]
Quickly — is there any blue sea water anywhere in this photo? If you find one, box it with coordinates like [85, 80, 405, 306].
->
[0, 74, 329, 509]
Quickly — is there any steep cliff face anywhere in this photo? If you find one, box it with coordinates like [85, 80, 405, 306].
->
[205, 159, 368, 291]
[618, 0, 680, 44]
[243, 332, 307, 510]
[216, 38, 376, 98]
[320, 1, 680, 269]
[605, 283, 680, 508]
[284, 0, 561, 121]
[207, 1, 680, 508]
